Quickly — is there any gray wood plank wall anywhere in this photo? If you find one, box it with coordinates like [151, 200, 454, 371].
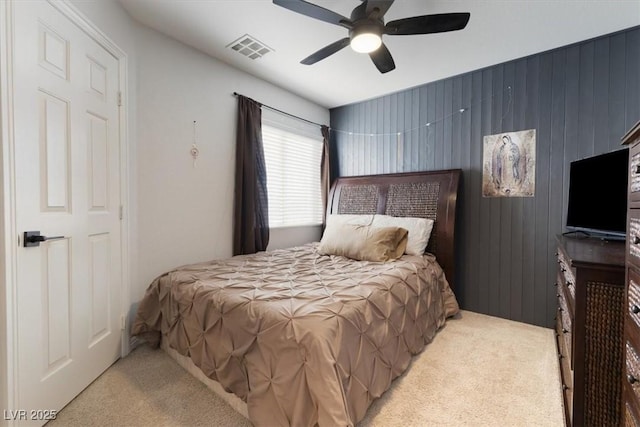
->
[329, 27, 640, 327]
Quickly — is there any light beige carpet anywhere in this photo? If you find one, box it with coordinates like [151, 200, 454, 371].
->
[48, 310, 564, 426]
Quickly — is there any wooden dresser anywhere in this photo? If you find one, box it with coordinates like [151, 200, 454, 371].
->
[555, 235, 625, 426]
[623, 120, 640, 425]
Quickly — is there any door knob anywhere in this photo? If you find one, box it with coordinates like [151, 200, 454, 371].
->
[23, 231, 65, 247]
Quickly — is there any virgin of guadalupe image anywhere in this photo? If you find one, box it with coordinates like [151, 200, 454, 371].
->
[491, 134, 524, 195]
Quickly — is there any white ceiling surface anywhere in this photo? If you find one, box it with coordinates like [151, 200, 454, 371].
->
[118, 0, 640, 109]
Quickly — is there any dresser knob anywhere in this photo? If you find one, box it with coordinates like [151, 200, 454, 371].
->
[633, 305, 640, 314]
[562, 328, 569, 334]
[629, 374, 638, 384]
[559, 354, 564, 360]
[554, 282, 558, 287]
[558, 307, 564, 312]
[634, 236, 640, 245]
[562, 384, 569, 391]
[561, 267, 566, 273]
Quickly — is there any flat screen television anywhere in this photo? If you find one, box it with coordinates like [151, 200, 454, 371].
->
[566, 148, 629, 240]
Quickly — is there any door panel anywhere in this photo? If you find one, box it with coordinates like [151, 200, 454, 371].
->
[88, 113, 109, 210]
[39, 91, 71, 212]
[88, 233, 111, 347]
[42, 238, 71, 377]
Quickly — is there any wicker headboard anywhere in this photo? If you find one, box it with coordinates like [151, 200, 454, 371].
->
[326, 169, 461, 291]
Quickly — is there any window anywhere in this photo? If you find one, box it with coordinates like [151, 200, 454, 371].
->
[261, 113, 323, 228]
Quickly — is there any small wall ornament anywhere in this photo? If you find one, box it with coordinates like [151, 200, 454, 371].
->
[482, 129, 536, 197]
[190, 120, 200, 167]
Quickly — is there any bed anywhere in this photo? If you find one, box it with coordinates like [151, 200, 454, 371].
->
[131, 169, 462, 426]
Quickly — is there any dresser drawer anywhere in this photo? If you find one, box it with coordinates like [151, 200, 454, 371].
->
[562, 372, 573, 426]
[556, 316, 573, 425]
[629, 211, 640, 268]
[629, 269, 640, 333]
[557, 250, 576, 303]
[627, 341, 640, 404]
[556, 312, 573, 368]
[630, 143, 640, 208]
[557, 286, 573, 367]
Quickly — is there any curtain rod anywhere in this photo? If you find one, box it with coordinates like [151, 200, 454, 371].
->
[232, 92, 326, 129]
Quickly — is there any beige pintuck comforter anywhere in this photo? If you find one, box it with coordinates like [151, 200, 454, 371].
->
[131, 243, 459, 427]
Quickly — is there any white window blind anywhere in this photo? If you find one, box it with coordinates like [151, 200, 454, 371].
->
[261, 117, 323, 228]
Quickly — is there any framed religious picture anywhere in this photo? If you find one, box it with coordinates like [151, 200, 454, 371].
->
[482, 129, 536, 197]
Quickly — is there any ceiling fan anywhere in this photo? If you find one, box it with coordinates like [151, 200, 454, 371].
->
[272, 0, 470, 74]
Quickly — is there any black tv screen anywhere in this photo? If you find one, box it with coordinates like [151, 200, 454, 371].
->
[566, 148, 628, 239]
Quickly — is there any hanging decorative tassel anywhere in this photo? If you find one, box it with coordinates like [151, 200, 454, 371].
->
[190, 120, 200, 167]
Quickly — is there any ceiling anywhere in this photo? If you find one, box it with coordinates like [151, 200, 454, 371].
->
[118, 0, 640, 109]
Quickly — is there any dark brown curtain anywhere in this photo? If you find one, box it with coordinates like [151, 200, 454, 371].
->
[233, 95, 269, 255]
[321, 125, 331, 223]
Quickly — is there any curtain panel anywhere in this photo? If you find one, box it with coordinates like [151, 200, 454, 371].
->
[321, 125, 331, 223]
[233, 95, 269, 255]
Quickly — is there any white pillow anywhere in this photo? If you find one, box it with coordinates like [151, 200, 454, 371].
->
[325, 214, 374, 228]
[371, 214, 434, 256]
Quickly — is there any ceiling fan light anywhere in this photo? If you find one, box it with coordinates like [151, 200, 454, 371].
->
[351, 33, 382, 53]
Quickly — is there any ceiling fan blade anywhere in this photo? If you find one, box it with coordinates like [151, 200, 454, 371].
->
[273, 0, 351, 28]
[363, 0, 395, 18]
[385, 13, 470, 35]
[301, 37, 351, 65]
[369, 43, 395, 74]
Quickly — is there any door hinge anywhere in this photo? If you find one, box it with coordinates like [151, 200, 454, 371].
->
[119, 205, 123, 220]
[117, 91, 122, 107]
[120, 314, 126, 331]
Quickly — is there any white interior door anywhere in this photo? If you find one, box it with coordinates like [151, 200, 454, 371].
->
[12, 1, 123, 424]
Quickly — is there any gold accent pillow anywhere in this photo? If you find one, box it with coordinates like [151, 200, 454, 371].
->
[318, 224, 408, 262]
[371, 214, 434, 255]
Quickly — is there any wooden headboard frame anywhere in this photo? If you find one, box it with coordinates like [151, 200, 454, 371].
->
[326, 169, 462, 291]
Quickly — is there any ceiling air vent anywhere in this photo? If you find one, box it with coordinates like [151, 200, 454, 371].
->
[227, 34, 273, 60]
